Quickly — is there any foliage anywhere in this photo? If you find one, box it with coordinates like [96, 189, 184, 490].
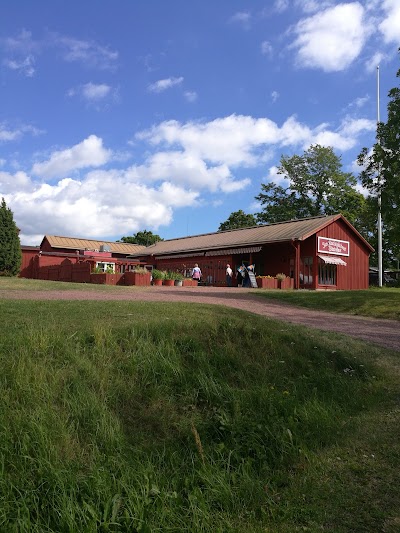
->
[0, 297, 397, 532]
[92, 266, 114, 274]
[0, 198, 22, 276]
[119, 229, 163, 246]
[275, 272, 286, 281]
[256, 145, 366, 229]
[358, 51, 400, 266]
[151, 269, 165, 280]
[133, 267, 149, 274]
[163, 270, 183, 280]
[218, 210, 258, 232]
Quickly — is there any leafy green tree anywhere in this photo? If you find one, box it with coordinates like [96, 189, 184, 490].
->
[119, 230, 163, 246]
[256, 144, 366, 228]
[358, 51, 400, 266]
[0, 198, 22, 276]
[218, 210, 257, 232]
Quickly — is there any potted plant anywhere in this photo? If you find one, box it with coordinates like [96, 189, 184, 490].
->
[151, 269, 164, 286]
[172, 272, 184, 286]
[256, 275, 278, 289]
[162, 271, 175, 286]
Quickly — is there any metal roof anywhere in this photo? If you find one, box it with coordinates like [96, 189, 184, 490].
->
[130, 214, 372, 257]
[42, 235, 146, 255]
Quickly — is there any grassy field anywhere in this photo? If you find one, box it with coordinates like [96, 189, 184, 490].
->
[255, 286, 400, 321]
[0, 289, 399, 532]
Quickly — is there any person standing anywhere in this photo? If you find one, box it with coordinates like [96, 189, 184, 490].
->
[192, 263, 202, 282]
[226, 263, 233, 286]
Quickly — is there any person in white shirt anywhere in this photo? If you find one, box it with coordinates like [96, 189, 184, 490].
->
[226, 263, 233, 287]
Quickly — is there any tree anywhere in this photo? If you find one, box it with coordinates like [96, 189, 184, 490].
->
[358, 51, 400, 266]
[0, 198, 22, 276]
[218, 210, 257, 232]
[256, 144, 366, 228]
[119, 230, 163, 246]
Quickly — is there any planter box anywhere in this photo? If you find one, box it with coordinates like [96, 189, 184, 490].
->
[124, 271, 151, 286]
[256, 277, 278, 289]
[182, 279, 198, 287]
[163, 279, 175, 286]
[90, 273, 124, 285]
[279, 277, 294, 290]
[174, 280, 183, 286]
[152, 279, 163, 286]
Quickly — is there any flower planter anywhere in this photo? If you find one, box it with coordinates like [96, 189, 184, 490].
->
[90, 273, 124, 285]
[152, 279, 163, 286]
[256, 277, 278, 289]
[124, 271, 151, 286]
[182, 279, 197, 287]
[163, 279, 175, 286]
[174, 280, 183, 286]
[279, 277, 294, 290]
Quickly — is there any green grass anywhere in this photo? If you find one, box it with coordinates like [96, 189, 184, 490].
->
[0, 296, 399, 532]
[0, 277, 140, 292]
[254, 287, 400, 320]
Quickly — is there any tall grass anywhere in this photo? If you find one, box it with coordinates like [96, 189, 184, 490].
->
[0, 299, 398, 532]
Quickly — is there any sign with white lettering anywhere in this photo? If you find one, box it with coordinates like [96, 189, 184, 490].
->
[317, 237, 349, 256]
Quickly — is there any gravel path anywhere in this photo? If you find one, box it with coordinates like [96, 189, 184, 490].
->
[2, 286, 400, 351]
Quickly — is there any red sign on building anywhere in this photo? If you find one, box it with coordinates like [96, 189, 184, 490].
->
[318, 237, 350, 256]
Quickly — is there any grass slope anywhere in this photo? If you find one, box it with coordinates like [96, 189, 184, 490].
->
[0, 297, 399, 531]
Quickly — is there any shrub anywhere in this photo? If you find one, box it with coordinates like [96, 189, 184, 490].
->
[276, 273, 286, 281]
[151, 269, 165, 280]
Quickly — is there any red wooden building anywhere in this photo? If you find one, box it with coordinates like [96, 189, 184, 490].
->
[20, 235, 147, 283]
[129, 214, 373, 290]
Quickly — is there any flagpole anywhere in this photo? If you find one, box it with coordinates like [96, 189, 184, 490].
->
[377, 65, 383, 287]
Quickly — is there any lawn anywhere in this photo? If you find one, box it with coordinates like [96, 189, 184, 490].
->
[254, 286, 400, 321]
[0, 294, 399, 532]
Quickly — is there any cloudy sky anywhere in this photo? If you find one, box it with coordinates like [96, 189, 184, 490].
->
[0, 0, 399, 245]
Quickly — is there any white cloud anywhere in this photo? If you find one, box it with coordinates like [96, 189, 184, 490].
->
[0, 122, 42, 142]
[271, 91, 279, 103]
[3, 54, 35, 77]
[291, 2, 370, 72]
[148, 76, 184, 93]
[229, 12, 252, 29]
[379, 0, 400, 44]
[55, 35, 118, 69]
[68, 82, 114, 102]
[31, 135, 112, 179]
[295, 0, 334, 13]
[0, 170, 33, 194]
[137, 114, 376, 168]
[261, 40, 273, 57]
[274, 0, 290, 14]
[184, 91, 198, 102]
[365, 52, 386, 73]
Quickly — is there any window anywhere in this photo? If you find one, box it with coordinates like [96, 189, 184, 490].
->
[301, 256, 313, 285]
[95, 262, 115, 273]
[318, 262, 337, 285]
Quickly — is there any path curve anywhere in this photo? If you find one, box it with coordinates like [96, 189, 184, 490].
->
[2, 286, 400, 351]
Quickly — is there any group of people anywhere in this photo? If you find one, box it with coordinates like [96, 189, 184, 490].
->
[191, 263, 254, 287]
[226, 263, 255, 287]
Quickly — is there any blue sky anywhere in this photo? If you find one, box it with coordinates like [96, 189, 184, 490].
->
[0, 0, 399, 245]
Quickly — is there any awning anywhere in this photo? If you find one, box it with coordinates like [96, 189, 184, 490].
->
[318, 254, 347, 266]
[205, 246, 262, 257]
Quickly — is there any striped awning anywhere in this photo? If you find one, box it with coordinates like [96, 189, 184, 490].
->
[205, 246, 262, 257]
[318, 254, 347, 266]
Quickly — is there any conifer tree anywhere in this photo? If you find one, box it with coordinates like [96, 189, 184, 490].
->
[0, 198, 22, 276]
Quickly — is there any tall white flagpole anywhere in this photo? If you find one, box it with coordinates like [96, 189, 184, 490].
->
[377, 65, 383, 287]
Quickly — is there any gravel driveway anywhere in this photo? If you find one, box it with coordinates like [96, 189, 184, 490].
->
[2, 286, 400, 351]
